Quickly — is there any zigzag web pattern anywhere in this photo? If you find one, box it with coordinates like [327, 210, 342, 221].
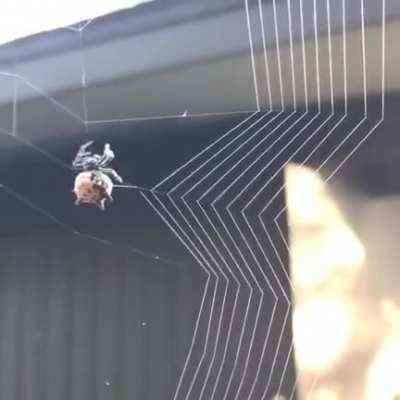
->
[273, 0, 386, 398]
[142, 0, 386, 398]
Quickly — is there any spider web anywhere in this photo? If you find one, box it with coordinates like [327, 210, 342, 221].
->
[0, 0, 387, 399]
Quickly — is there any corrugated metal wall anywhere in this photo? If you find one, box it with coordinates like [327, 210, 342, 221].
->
[0, 233, 202, 400]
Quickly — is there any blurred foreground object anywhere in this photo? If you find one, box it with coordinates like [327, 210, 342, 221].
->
[286, 165, 400, 399]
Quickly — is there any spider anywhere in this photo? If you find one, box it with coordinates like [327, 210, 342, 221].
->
[72, 141, 123, 210]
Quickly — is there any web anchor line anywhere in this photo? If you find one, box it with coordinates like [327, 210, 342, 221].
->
[114, 184, 166, 196]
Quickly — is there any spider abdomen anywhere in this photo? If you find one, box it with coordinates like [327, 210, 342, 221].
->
[73, 171, 113, 207]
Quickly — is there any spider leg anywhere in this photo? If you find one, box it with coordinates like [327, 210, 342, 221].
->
[101, 168, 123, 183]
[80, 140, 94, 152]
[72, 141, 96, 170]
[75, 141, 94, 159]
[98, 143, 115, 168]
[98, 199, 106, 211]
[72, 159, 88, 170]
[102, 190, 114, 202]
